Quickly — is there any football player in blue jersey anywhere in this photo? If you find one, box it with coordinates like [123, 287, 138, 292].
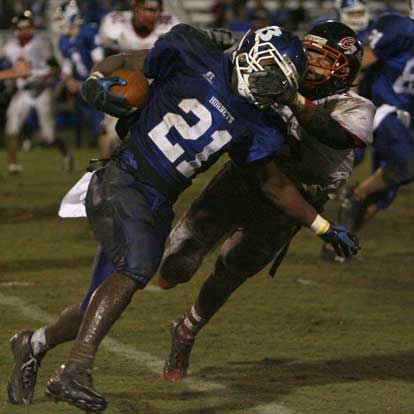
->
[333, 13, 414, 237]
[55, 1, 105, 150]
[7, 24, 359, 411]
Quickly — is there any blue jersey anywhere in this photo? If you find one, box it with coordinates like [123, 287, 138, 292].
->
[126, 24, 286, 196]
[59, 23, 102, 81]
[365, 14, 414, 114]
[357, 26, 370, 44]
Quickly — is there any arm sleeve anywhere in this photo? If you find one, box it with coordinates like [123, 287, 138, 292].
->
[330, 97, 375, 146]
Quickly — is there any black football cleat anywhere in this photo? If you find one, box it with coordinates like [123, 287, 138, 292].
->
[7, 330, 42, 406]
[46, 361, 107, 413]
[163, 319, 194, 382]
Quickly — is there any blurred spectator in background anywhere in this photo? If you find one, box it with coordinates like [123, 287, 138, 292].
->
[212, 0, 306, 33]
[0, 0, 47, 28]
[246, 0, 271, 29]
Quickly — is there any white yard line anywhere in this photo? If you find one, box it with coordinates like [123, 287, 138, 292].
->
[253, 403, 298, 414]
[0, 292, 296, 414]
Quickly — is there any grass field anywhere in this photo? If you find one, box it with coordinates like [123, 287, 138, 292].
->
[1, 146, 414, 414]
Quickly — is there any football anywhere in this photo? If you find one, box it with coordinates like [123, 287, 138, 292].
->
[110, 68, 150, 109]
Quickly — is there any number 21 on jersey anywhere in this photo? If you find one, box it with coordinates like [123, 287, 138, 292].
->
[148, 98, 232, 178]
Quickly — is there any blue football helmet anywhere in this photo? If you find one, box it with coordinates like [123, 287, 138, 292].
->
[53, 0, 83, 34]
[337, 0, 370, 32]
[232, 26, 308, 106]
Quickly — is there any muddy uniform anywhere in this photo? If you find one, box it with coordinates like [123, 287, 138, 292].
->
[160, 91, 375, 283]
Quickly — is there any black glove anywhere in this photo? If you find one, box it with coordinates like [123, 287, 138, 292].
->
[249, 66, 298, 106]
[205, 28, 237, 50]
[82, 73, 134, 118]
[319, 224, 360, 258]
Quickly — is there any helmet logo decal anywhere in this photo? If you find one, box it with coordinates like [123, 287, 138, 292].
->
[339, 36, 357, 55]
[256, 27, 282, 42]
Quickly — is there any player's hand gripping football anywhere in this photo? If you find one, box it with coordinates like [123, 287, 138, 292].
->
[82, 72, 133, 118]
[249, 66, 298, 106]
[318, 223, 360, 258]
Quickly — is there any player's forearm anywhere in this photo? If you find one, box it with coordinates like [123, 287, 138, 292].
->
[0, 68, 21, 81]
[92, 51, 149, 76]
[289, 94, 362, 149]
[259, 162, 318, 228]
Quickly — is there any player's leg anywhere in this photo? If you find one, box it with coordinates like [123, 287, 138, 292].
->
[46, 163, 174, 412]
[357, 150, 400, 229]
[159, 161, 251, 289]
[164, 205, 299, 380]
[7, 246, 114, 406]
[36, 89, 74, 172]
[339, 113, 414, 231]
[79, 99, 105, 149]
[5, 91, 32, 174]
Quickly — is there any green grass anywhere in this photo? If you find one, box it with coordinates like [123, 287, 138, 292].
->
[1, 146, 414, 414]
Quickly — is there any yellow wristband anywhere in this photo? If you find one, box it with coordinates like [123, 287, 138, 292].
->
[310, 215, 330, 235]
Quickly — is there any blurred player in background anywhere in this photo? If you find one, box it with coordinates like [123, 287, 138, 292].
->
[337, 0, 371, 38]
[159, 21, 373, 381]
[326, 13, 414, 257]
[1, 10, 73, 175]
[98, 0, 179, 156]
[56, 0, 105, 150]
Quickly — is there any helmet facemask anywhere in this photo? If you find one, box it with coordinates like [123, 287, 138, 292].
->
[302, 38, 350, 89]
[233, 30, 300, 107]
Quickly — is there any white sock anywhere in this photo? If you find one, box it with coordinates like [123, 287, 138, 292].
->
[30, 327, 49, 356]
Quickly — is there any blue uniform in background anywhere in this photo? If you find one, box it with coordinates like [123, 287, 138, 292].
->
[59, 23, 104, 139]
[81, 24, 287, 309]
[352, 25, 374, 167]
[361, 14, 414, 209]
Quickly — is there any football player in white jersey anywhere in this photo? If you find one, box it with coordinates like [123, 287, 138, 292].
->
[158, 21, 375, 381]
[98, 0, 179, 156]
[99, 0, 179, 52]
[2, 11, 74, 175]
